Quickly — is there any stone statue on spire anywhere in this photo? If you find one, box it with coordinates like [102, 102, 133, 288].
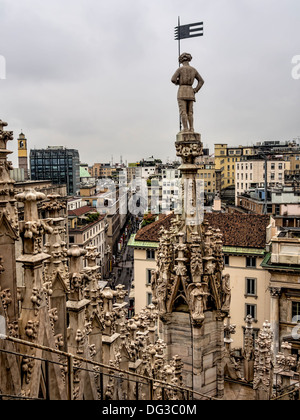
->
[171, 52, 204, 132]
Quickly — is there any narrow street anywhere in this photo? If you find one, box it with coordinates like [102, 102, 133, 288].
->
[108, 215, 142, 309]
[114, 243, 134, 299]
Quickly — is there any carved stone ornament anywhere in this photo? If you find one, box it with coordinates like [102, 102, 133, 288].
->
[275, 342, 297, 373]
[253, 321, 274, 395]
[269, 287, 281, 298]
[151, 215, 230, 327]
[243, 315, 254, 362]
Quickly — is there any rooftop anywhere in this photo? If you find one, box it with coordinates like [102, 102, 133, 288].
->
[68, 205, 97, 217]
[133, 212, 270, 250]
[135, 213, 175, 242]
[204, 213, 270, 249]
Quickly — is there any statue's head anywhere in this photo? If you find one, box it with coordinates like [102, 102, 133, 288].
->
[179, 52, 192, 64]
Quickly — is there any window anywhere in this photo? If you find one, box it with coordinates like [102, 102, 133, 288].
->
[146, 269, 152, 285]
[246, 304, 256, 320]
[292, 301, 300, 321]
[147, 293, 152, 306]
[146, 249, 155, 260]
[246, 257, 256, 268]
[224, 255, 230, 266]
[246, 278, 256, 296]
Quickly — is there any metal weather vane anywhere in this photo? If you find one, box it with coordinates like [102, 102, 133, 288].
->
[174, 17, 204, 58]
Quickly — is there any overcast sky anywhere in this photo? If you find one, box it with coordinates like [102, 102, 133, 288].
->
[0, 0, 300, 167]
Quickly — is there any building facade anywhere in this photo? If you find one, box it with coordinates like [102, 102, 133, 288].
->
[235, 159, 291, 204]
[214, 143, 254, 191]
[68, 205, 109, 276]
[30, 146, 80, 196]
[261, 225, 300, 359]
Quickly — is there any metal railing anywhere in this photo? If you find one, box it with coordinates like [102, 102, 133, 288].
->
[0, 335, 220, 401]
[271, 380, 300, 401]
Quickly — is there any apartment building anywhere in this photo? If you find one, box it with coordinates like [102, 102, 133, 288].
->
[67, 196, 88, 211]
[289, 155, 300, 170]
[261, 225, 300, 358]
[235, 159, 290, 204]
[196, 163, 217, 195]
[214, 144, 254, 190]
[68, 205, 109, 276]
[205, 213, 272, 349]
[135, 166, 156, 179]
[236, 185, 300, 222]
[89, 163, 117, 179]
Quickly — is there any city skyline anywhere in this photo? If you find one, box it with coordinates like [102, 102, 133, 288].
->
[0, 0, 300, 167]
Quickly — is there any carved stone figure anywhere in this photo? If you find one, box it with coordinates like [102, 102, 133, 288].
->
[171, 52, 204, 132]
[188, 283, 209, 326]
[221, 274, 231, 312]
[155, 277, 167, 316]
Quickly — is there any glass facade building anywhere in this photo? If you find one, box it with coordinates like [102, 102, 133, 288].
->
[30, 146, 80, 195]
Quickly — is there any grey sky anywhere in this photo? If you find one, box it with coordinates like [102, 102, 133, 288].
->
[0, 0, 300, 167]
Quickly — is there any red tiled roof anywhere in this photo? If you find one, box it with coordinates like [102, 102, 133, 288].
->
[135, 212, 270, 249]
[135, 213, 175, 242]
[204, 213, 270, 249]
[68, 205, 96, 217]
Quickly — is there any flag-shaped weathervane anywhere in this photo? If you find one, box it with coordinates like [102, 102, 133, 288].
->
[174, 17, 203, 59]
[174, 21, 203, 40]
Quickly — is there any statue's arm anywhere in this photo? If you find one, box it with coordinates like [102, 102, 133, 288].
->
[171, 68, 180, 85]
[194, 72, 204, 93]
